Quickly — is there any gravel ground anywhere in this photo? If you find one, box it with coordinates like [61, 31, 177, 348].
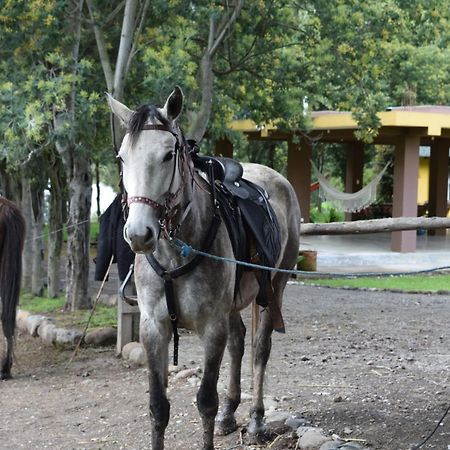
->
[1, 283, 449, 450]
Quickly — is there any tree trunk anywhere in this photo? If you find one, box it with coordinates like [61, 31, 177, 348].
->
[21, 179, 33, 291]
[64, 157, 92, 310]
[187, 1, 244, 142]
[52, 0, 92, 310]
[47, 160, 67, 298]
[31, 187, 45, 297]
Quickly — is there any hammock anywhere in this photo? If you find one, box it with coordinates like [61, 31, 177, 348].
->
[311, 161, 391, 213]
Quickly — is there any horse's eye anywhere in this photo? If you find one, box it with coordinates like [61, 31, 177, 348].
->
[163, 151, 174, 162]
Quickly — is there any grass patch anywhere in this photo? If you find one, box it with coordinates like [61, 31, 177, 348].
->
[19, 292, 117, 331]
[303, 273, 450, 292]
[19, 292, 65, 313]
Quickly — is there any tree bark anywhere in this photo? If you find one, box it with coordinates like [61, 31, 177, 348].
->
[47, 158, 67, 298]
[31, 186, 45, 297]
[65, 157, 92, 310]
[300, 217, 450, 235]
[21, 179, 33, 291]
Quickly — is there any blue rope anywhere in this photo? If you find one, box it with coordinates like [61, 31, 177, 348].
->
[169, 238, 450, 279]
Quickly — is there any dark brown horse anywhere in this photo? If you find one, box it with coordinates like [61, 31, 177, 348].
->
[0, 196, 25, 380]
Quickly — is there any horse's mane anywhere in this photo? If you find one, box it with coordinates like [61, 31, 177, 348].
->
[128, 104, 171, 143]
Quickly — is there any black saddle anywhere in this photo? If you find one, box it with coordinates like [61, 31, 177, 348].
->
[192, 153, 281, 309]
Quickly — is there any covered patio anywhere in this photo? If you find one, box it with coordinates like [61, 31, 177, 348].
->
[220, 106, 450, 253]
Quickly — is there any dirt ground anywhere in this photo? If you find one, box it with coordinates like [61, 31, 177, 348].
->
[2, 283, 450, 450]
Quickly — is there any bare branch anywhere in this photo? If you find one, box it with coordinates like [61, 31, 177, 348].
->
[209, 0, 244, 57]
[113, 0, 138, 100]
[86, 0, 114, 92]
[125, 0, 150, 77]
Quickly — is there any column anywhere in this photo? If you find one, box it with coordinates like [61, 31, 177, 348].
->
[428, 139, 449, 236]
[345, 142, 364, 221]
[287, 138, 312, 223]
[391, 133, 421, 252]
[214, 138, 233, 158]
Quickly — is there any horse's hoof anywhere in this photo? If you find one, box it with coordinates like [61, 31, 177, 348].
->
[215, 415, 238, 436]
[245, 415, 273, 444]
[244, 429, 274, 445]
[0, 371, 12, 380]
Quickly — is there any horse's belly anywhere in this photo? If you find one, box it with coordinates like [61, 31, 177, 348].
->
[233, 272, 259, 311]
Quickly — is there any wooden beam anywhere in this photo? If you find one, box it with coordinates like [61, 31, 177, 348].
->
[300, 216, 450, 235]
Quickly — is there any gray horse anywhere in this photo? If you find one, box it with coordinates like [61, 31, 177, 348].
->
[108, 87, 301, 450]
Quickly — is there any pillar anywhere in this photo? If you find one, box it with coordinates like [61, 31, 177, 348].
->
[428, 139, 449, 236]
[214, 138, 233, 158]
[345, 142, 364, 221]
[391, 133, 421, 252]
[287, 138, 312, 223]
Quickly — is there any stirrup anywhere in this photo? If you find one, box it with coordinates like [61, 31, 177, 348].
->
[119, 264, 138, 306]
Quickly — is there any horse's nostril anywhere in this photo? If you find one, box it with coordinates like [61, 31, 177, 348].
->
[144, 227, 153, 243]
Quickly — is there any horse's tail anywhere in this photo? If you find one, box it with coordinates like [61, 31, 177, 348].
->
[0, 200, 26, 340]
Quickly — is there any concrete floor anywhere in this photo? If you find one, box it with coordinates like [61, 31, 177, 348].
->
[300, 232, 450, 273]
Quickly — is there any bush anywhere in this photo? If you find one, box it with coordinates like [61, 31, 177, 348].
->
[310, 202, 345, 223]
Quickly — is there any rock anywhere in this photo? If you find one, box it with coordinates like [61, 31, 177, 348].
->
[286, 416, 308, 430]
[297, 427, 328, 450]
[84, 327, 117, 346]
[264, 396, 280, 410]
[39, 322, 58, 345]
[122, 342, 143, 360]
[266, 410, 292, 424]
[338, 444, 366, 450]
[129, 345, 146, 366]
[173, 367, 201, 380]
[320, 442, 341, 450]
[16, 309, 31, 333]
[55, 328, 83, 347]
[26, 315, 47, 337]
[168, 364, 185, 375]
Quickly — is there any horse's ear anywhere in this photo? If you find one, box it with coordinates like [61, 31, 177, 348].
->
[106, 93, 135, 127]
[163, 86, 183, 121]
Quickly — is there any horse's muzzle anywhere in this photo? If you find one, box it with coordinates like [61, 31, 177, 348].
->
[124, 224, 156, 253]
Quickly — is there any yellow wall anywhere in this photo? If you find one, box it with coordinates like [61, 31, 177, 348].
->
[417, 158, 429, 205]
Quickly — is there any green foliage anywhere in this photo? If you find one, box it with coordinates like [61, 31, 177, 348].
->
[305, 274, 450, 293]
[310, 201, 345, 223]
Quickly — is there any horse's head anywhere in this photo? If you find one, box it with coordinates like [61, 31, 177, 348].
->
[107, 87, 185, 254]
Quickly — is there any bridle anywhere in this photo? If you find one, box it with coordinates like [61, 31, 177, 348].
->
[122, 123, 190, 238]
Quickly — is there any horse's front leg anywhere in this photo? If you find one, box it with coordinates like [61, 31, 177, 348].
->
[141, 317, 171, 450]
[197, 320, 228, 450]
[216, 311, 246, 435]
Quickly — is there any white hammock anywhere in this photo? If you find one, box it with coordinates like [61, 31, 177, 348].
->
[311, 161, 391, 213]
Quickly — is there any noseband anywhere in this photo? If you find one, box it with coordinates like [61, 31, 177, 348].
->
[124, 123, 187, 236]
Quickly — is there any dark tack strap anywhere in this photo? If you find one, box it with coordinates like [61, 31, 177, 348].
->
[141, 124, 174, 133]
[164, 277, 179, 366]
[145, 214, 222, 366]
